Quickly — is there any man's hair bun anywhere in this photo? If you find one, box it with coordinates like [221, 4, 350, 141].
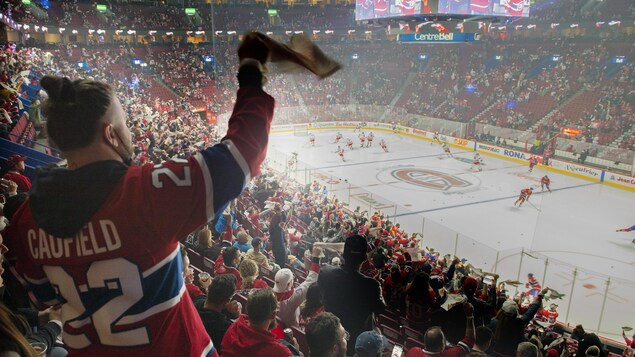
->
[40, 76, 75, 102]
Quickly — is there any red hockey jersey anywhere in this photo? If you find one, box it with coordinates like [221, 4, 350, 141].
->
[5, 86, 274, 357]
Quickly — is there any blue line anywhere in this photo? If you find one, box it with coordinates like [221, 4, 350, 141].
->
[394, 182, 598, 217]
[310, 153, 447, 170]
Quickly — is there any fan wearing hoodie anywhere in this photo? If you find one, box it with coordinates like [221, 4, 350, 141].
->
[274, 246, 322, 329]
[221, 287, 297, 357]
[3, 34, 273, 357]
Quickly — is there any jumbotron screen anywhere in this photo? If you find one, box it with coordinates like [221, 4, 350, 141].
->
[355, 0, 530, 21]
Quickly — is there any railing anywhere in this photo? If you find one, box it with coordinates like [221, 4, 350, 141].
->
[264, 129, 635, 343]
[219, 104, 634, 174]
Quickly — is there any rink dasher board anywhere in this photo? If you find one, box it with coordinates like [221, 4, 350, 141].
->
[270, 122, 635, 192]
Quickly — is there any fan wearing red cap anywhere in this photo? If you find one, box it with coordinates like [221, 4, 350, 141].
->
[2, 154, 30, 193]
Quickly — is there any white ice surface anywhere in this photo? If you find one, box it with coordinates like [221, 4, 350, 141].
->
[268, 129, 635, 340]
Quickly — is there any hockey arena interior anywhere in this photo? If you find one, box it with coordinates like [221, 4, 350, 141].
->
[0, 0, 634, 356]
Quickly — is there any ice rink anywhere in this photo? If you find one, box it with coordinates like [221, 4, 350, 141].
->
[268, 129, 635, 340]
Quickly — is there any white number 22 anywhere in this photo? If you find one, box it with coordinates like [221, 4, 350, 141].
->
[44, 259, 149, 349]
[151, 159, 192, 188]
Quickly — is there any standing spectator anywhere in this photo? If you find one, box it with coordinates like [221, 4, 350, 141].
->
[273, 246, 321, 328]
[244, 237, 273, 270]
[571, 325, 606, 357]
[270, 204, 287, 267]
[468, 326, 494, 357]
[489, 290, 546, 357]
[405, 271, 439, 332]
[239, 258, 269, 290]
[2, 155, 30, 193]
[221, 287, 297, 357]
[195, 275, 242, 356]
[355, 330, 389, 357]
[406, 302, 475, 357]
[306, 312, 349, 357]
[4, 34, 273, 356]
[318, 235, 386, 355]
[462, 276, 497, 327]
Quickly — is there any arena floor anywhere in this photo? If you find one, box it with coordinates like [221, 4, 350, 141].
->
[268, 129, 635, 340]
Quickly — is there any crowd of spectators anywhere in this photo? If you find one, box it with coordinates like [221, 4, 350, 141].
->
[0, 22, 634, 357]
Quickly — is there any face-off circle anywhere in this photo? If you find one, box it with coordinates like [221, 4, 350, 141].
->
[376, 166, 482, 194]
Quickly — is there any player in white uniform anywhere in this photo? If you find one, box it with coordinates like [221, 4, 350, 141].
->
[379, 138, 388, 152]
[359, 132, 366, 148]
[309, 133, 315, 146]
[470, 152, 483, 171]
[442, 142, 453, 158]
[346, 137, 354, 150]
[432, 131, 440, 145]
[354, 123, 362, 132]
[366, 132, 374, 147]
[336, 145, 345, 162]
[334, 131, 343, 143]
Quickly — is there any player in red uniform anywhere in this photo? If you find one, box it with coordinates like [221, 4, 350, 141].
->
[379, 138, 388, 152]
[528, 156, 539, 173]
[366, 132, 374, 147]
[514, 187, 534, 207]
[346, 137, 354, 150]
[4, 36, 274, 357]
[541, 175, 551, 192]
[309, 133, 315, 146]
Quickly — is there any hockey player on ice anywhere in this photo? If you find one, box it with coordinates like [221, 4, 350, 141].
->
[442, 142, 453, 158]
[514, 187, 533, 207]
[616, 224, 635, 244]
[432, 131, 440, 145]
[309, 133, 316, 147]
[470, 152, 483, 171]
[336, 145, 345, 162]
[379, 138, 388, 152]
[359, 132, 366, 148]
[525, 273, 542, 298]
[346, 138, 354, 150]
[528, 156, 538, 173]
[541, 175, 551, 192]
[334, 131, 343, 143]
[354, 123, 362, 132]
[366, 132, 375, 147]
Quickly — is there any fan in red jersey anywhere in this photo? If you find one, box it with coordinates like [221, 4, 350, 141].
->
[3, 34, 278, 357]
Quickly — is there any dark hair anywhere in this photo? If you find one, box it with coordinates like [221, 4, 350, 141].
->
[306, 312, 341, 357]
[300, 285, 323, 320]
[475, 326, 493, 347]
[407, 271, 433, 304]
[41, 75, 113, 151]
[222, 247, 240, 265]
[247, 288, 278, 325]
[206, 275, 237, 305]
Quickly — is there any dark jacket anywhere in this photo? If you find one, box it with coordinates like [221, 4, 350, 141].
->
[318, 265, 386, 356]
[194, 297, 233, 355]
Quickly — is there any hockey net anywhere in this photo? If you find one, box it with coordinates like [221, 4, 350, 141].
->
[293, 124, 309, 136]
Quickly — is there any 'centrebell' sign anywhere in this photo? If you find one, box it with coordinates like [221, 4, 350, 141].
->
[398, 33, 480, 43]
